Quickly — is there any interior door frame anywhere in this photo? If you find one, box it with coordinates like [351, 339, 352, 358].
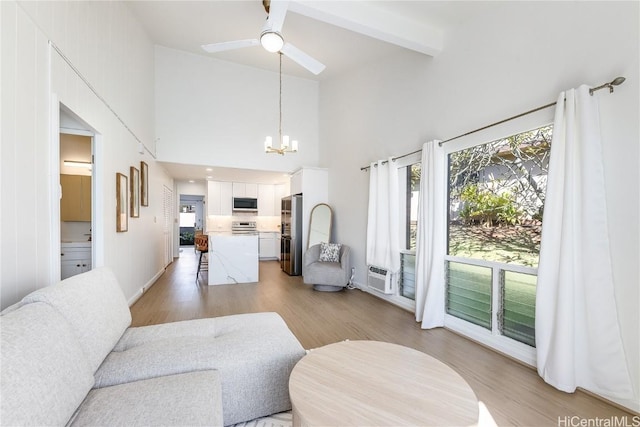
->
[53, 98, 104, 283]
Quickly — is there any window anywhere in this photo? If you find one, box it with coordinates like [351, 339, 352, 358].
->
[446, 125, 552, 348]
[179, 212, 195, 227]
[406, 163, 421, 251]
[399, 162, 420, 301]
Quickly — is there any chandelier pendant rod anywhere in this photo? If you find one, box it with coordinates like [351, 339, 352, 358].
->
[279, 52, 282, 145]
[264, 52, 298, 155]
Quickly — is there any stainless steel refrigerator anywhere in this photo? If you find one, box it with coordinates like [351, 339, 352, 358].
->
[281, 194, 303, 276]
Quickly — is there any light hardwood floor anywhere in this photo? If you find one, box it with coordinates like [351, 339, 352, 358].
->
[130, 248, 635, 426]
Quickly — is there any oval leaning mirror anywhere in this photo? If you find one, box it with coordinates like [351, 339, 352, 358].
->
[308, 203, 333, 249]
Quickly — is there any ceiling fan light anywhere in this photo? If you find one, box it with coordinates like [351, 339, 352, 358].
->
[260, 31, 284, 53]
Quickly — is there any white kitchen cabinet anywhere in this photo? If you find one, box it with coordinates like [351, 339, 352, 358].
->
[246, 183, 257, 198]
[220, 182, 233, 215]
[290, 170, 303, 195]
[232, 182, 244, 198]
[258, 184, 275, 216]
[274, 184, 286, 214]
[61, 243, 92, 280]
[207, 181, 221, 215]
[232, 182, 258, 198]
[259, 232, 279, 260]
[207, 181, 232, 215]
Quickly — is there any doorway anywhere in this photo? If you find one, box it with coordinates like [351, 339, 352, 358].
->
[179, 195, 205, 246]
[59, 132, 92, 279]
[56, 103, 102, 281]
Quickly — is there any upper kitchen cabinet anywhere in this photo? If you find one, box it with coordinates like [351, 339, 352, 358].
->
[60, 174, 92, 222]
[208, 180, 288, 218]
[232, 182, 258, 198]
[207, 181, 233, 215]
[274, 184, 286, 214]
[258, 184, 276, 216]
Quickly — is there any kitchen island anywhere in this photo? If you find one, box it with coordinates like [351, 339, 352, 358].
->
[208, 232, 259, 285]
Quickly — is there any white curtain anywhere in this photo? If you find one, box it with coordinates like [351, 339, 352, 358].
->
[366, 158, 401, 275]
[536, 85, 632, 398]
[414, 140, 446, 328]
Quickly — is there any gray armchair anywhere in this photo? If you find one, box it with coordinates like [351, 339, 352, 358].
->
[303, 244, 351, 292]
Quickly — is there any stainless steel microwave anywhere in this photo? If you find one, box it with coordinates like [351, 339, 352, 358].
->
[233, 197, 258, 212]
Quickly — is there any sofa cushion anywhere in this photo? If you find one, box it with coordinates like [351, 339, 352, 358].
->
[0, 302, 95, 426]
[95, 312, 306, 426]
[22, 267, 132, 372]
[69, 371, 223, 426]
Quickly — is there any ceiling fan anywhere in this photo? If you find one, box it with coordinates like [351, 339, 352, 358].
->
[201, 0, 326, 75]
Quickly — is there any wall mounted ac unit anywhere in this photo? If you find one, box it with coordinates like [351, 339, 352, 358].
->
[367, 265, 394, 294]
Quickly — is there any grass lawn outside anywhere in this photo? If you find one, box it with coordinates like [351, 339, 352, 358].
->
[449, 223, 541, 268]
[446, 223, 538, 347]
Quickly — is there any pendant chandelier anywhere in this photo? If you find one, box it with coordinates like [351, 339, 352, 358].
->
[264, 53, 298, 155]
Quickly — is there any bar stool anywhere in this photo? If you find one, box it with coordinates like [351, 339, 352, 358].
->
[195, 235, 208, 282]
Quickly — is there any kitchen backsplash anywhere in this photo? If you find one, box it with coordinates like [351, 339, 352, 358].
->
[206, 215, 280, 232]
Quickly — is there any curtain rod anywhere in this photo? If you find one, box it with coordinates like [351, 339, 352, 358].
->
[360, 76, 626, 171]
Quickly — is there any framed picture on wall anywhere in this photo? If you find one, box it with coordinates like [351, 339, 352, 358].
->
[141, 161, 149, 207]
[130, 166, 140, 218]
[116, 173, 128, 232]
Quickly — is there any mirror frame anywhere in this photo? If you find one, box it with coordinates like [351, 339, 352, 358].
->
[307, 203, 333, 249]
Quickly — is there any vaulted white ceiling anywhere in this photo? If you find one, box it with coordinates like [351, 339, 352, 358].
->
[127, 0, 500, 182]
[126, 0, 495, 81]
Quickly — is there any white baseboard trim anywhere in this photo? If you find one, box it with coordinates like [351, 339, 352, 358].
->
[127, 268, 165, 307]
[350, 280, 416, 313]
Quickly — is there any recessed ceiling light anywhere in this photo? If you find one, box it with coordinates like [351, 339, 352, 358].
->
[206, 176, 213, 180]
[206, 168, 213, 172]
[188, 180, 195, 183]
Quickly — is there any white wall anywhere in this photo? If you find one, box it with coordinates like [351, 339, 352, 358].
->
[155, 46, 320, 173]
[1, 1, 173, 308]
[320, 1, 639, 411]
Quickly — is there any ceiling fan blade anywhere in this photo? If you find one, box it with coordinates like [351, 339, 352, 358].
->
[281, 43, 326, 75]
[266, 0, 289, 33]
[201, 39, 260, 53]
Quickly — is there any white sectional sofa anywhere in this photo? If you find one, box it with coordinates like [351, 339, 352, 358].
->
[0, 267, 306, 426]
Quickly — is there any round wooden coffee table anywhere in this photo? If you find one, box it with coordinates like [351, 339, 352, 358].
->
[289, 340, 478, 426]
